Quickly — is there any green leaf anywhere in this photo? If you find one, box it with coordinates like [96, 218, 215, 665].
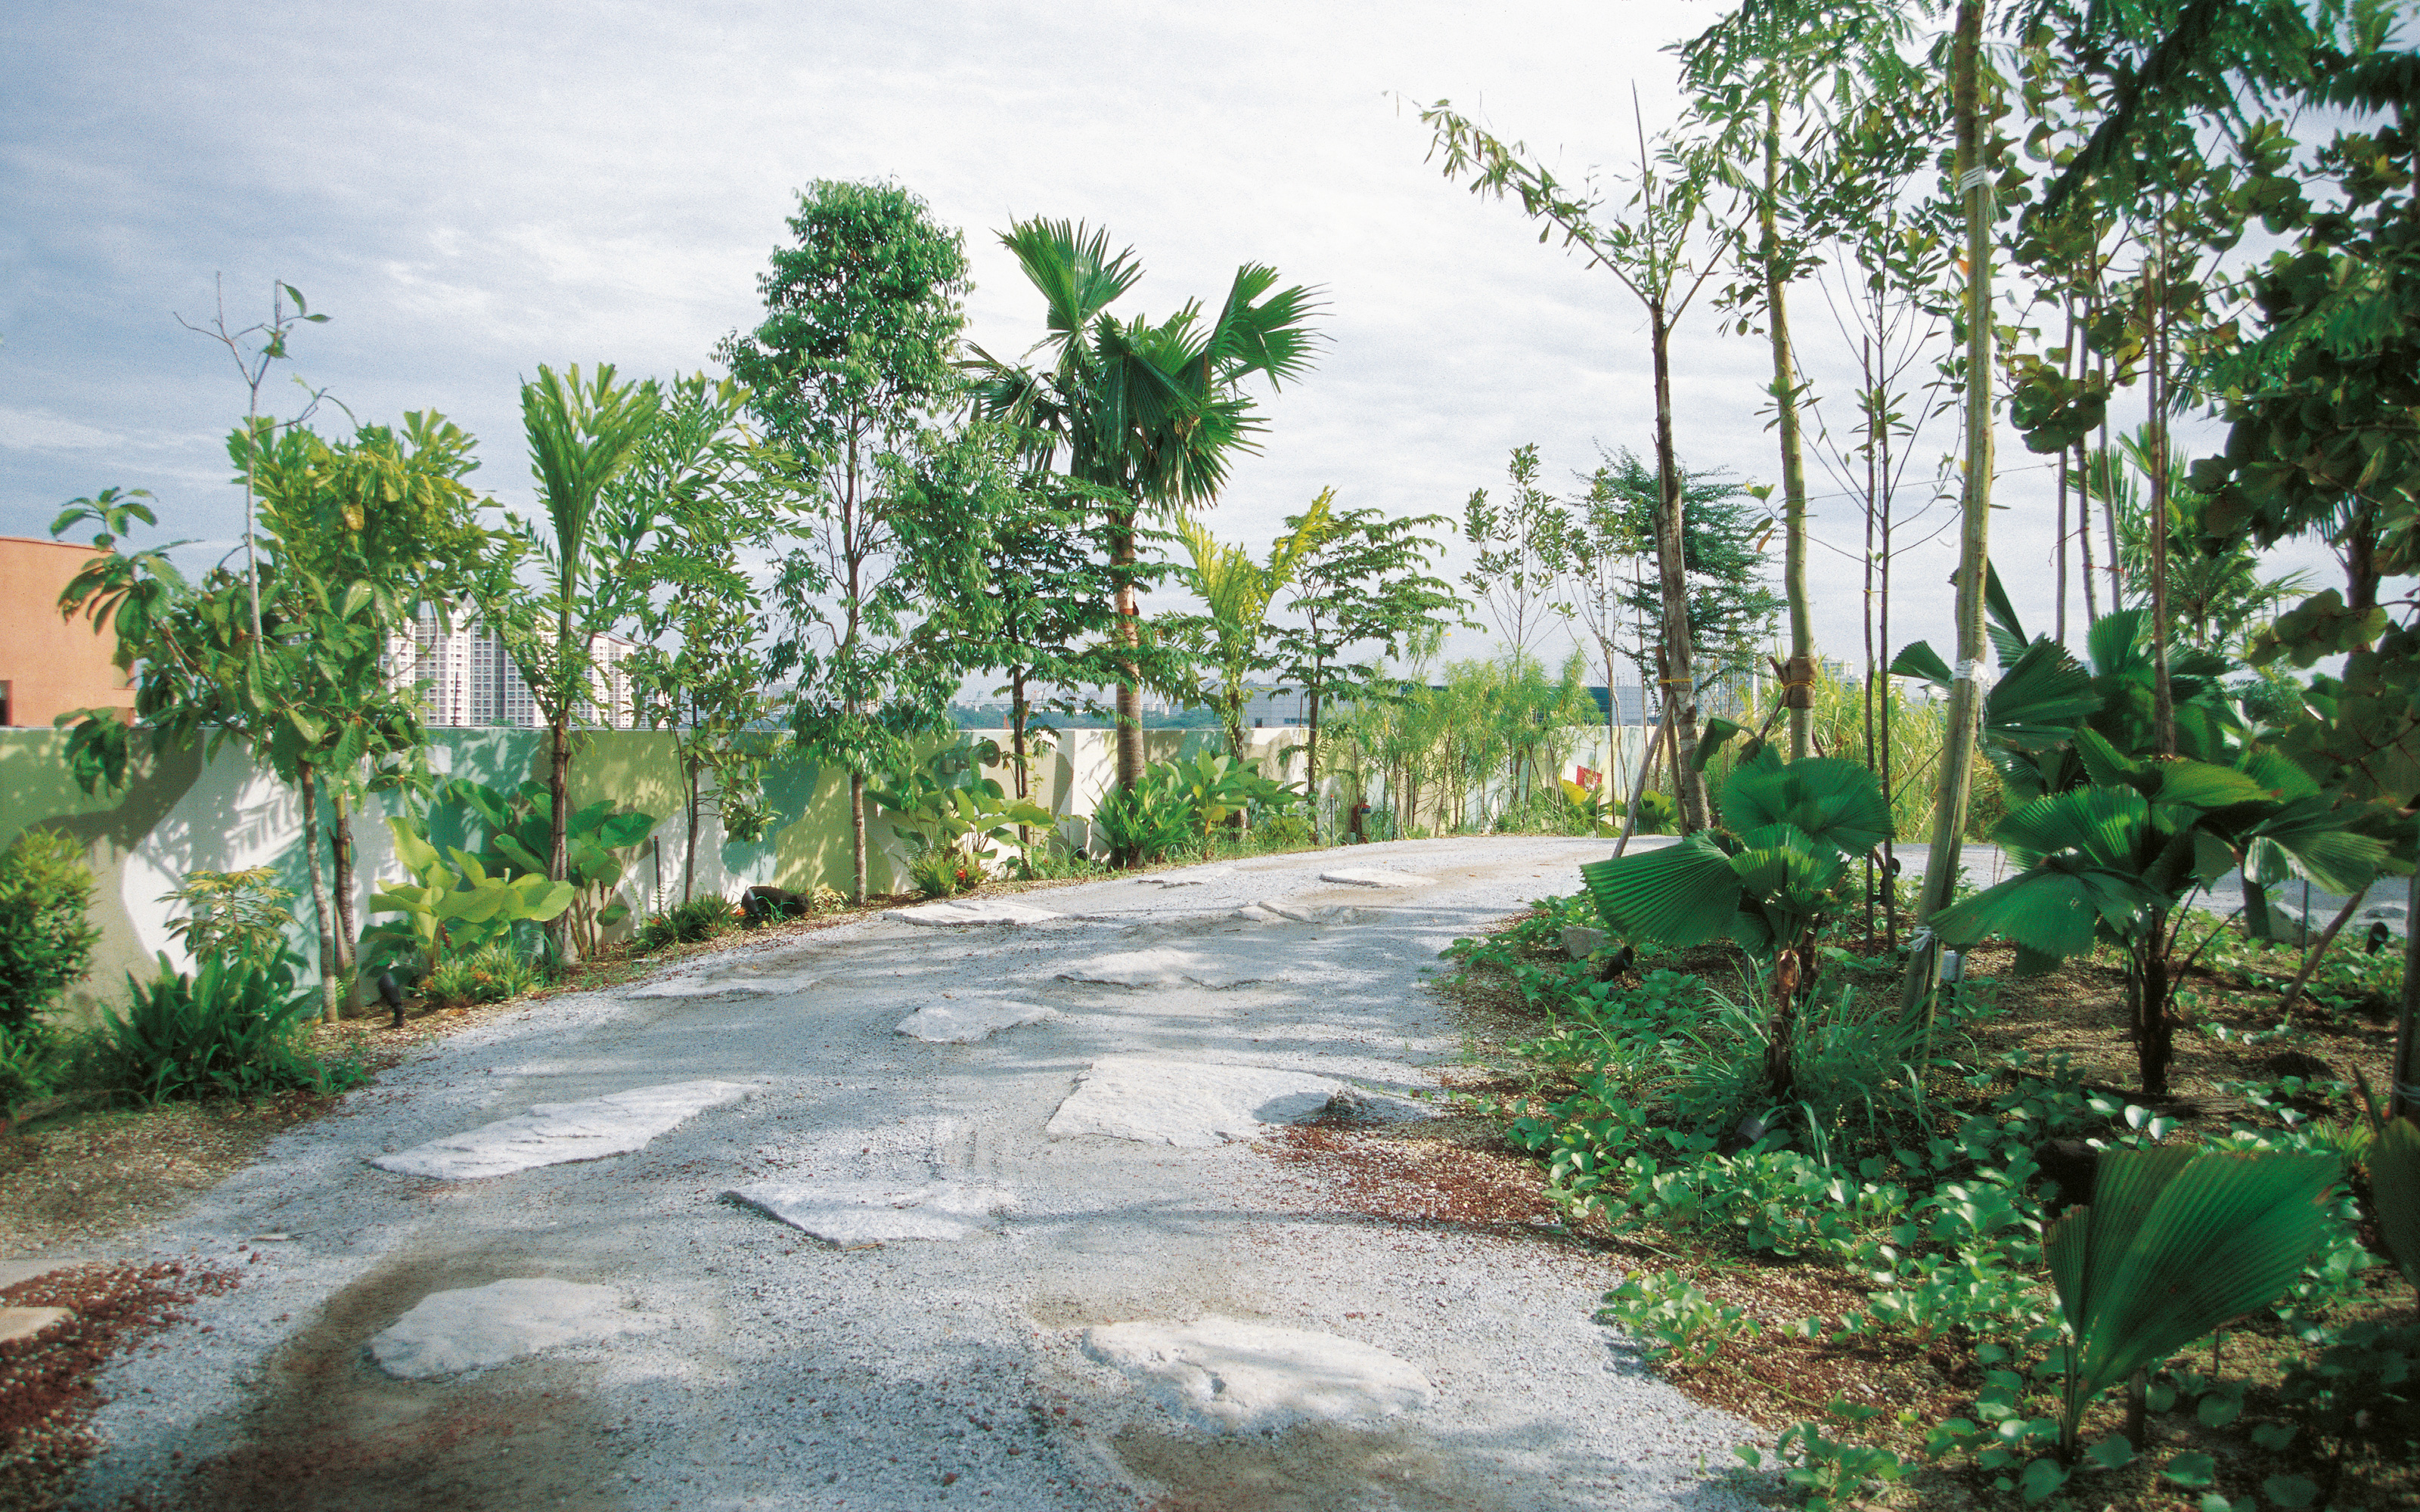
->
[1717, 749, 1891, 857]
[2369, 1117, 2420, 1291]
[1890, 640, 1953, 685]
[2018, 1456, 2069, 1503]
[2164, 1452, 2217, 1488]
[2084, 1434, 2135, 1470]
[1579, 836, 1742, 949]
[2048, 1150, 2341, 1456]
[2261, 1474, 2317, 1509]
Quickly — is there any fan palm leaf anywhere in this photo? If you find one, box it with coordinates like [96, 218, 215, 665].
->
[2045, 1146, 2341, 1458]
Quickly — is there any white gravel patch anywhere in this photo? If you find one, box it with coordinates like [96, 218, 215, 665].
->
[1056, 944, 1280, 989]
[61, 836, 1779, 1511]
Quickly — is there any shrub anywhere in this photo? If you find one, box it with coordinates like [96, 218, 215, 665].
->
[0, 829, 102, 1036]
[908, 847, 966, 898]
[1251, 814, 1315, 851]
[89, 952, 359, 1102]
[426, 943, 548, 1007]
[1, 1021, 69, 1120]
[158, 866, 295, 963]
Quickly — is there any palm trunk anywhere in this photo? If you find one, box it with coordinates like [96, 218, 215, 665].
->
[1306, 669, 1323, 840]
[1111, 505, 1144, 813]
[1649, 299, 1710, 831]
[1010, 668, 1034, 855]
[548, 711, 577, 962]
[327, 782, 363, 1010]
[299, 773, 340, 1024]
[1761, 88, 1815, 762]
[1903, 0, 1994, 1024]
[2130, 924, 2174, 1097]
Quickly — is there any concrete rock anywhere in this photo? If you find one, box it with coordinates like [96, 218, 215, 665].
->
[368, 1278, 644, 1379]
[886, 899, 1065, 927]
[369, 1080, 750, 1179]
[1319, 867, 1435, 888]
[0, 1308, 73, 1344]
[1137, 866, 1235, 888]
[1084, 1316, 1433, 1431]
[628, 977, 780, 1000]
[1045, 1057, 1347, 1146]
[895, 993, 1061, 1043]
[1058, 947, 1274, 990]
[724, 1181, 1015, 1245]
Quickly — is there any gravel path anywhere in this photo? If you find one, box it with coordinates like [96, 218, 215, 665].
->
[64, 837, 1766, 1511]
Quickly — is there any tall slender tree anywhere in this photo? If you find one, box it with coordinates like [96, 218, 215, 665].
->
[722, 180, 975, 902]
[1421, 97, 1739, 830]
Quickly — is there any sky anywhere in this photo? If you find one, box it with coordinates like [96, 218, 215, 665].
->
[1, 0, 2350, 697]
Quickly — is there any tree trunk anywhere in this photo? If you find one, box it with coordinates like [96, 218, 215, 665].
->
[2147, 231, 2177, 755]
[849, 770, 868, 903]
[2392, 867, 2418, 1122]
[1306, 668, 1323, 841]
[327, 783, 363, 1011]
[548, 714, 578, 963]
[1111, 506, 1144, 813]
[299, 773, 340, 1024]
[2278, 886, 2371, 1010]
[1761, 88, 1815, 763]
[1610, 716, 1666, 860]
[2131, 925, 2174, 1098]
[1648, 299, 1710, 831]
[1011, 668, 1034, 856]
[1903, 0, 1994, 1024]
[683, 755, 702, 906]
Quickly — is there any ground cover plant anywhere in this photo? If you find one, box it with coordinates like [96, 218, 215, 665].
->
[1442, 894, 2416, 1510]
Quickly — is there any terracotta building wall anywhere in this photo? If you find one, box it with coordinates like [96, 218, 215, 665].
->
[0, 536, 133, 727]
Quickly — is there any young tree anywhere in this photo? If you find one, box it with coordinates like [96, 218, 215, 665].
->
[1179, 491, 1333, 761]
[1423, 98, 1739, 830]
[1589, 450, 1783, 715]
[970, 220, 1322, 809]
[253, 412, 495, 1012]
[175, 277, 330, 641]
[477, 364, 664, 960]
[1460, 446, 1561, 663]
[1274, 500, 1462, 835]
[722, 180, 974, 903]
[628, 377, 786, 903]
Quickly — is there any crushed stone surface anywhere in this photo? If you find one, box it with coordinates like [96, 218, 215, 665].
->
[50, 836, 1768, 1510]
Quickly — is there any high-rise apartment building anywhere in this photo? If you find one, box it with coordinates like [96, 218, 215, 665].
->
[383, 605, 641, 730]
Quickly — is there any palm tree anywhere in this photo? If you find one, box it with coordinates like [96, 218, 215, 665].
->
[971, 221, 1321, 804]
[501, 364, 662, 961]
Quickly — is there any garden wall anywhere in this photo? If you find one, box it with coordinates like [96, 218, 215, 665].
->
[0, 724, 1315, 1027]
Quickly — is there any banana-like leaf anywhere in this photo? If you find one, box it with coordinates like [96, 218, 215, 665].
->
[386, 816, 444, 881]
[1718, 750, 1891, 857]
[1579, 835, 1742, 949]
[2370, 1117, 2420, 1292]
[495, 834, 550, 876]
[2046, 1148, 2340, 1451]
